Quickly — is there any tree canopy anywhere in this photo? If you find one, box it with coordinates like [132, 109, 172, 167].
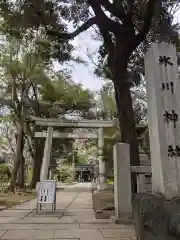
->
[0, 33, 95, 190]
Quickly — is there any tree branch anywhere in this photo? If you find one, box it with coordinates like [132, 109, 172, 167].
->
[69, 17, 97, 38]
[122, 0, 135, 36]
[32, 0, 121, 41]
[99, 0, 126, 20]
[88, 0, 121, 35]
[127, 0, 135, 17]
[49, 1, 121, 41]
[47, 17, 97, 40]
[135, 0, 156, 44]
[101, 32, 114, 71]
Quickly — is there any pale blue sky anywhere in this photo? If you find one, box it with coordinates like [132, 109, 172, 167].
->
[55, 10, 180, 91]
[54, 25, 103, 90]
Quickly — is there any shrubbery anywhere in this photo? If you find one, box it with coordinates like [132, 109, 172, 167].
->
[0, 164, 11, 179]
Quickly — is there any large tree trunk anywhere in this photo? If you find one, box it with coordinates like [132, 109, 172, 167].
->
[18, 154, 25, 188]
[31, 139, 45, 188]
[10, 129, 24, 192]
[113, 59, 140, 193]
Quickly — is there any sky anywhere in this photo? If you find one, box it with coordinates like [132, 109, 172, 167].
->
[54, 10, 180, 91]
[54, 24, 103, 91]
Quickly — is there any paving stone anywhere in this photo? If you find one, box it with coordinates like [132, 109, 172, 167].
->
[0, 183, 136, 240]
[4, 223, 77, 230]
[99, 229, 136, 238]
[34, 224, 79, 230]
[0, 217, 20, 223]
[80, 223, 133, 229]
[67, 209, 93, 212]
[0, 224, 37, 230]
[77, 218, 113, 224]
[0, 230, 7, 238]
[104, 238, 130, 240]
[0, 210, 30, 217]
[63, 211, 76, 216]
[74, 215, 96, 221]
[12, 199, 37, 210]
[69, 206, 93, 209]
[0, 223, 79, 230]
[29, 210, 63, 218]
[19, 217, 59, 223]
[59, 216, 75, 223]
[64, 209, 93, 216]
[1, 229, 54, 239]
[53, 229, 104, 239]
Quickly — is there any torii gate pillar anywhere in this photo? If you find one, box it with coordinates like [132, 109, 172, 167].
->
[98, 127, 106, 189]
[40, 126, 53, 181]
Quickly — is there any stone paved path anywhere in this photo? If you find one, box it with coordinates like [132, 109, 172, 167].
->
[0, 183, 136, 240]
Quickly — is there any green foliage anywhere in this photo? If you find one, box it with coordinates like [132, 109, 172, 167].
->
[0, 37, 51, 119]
[40, 74, 95, 117]
[87, 146, 98, 157]
[0, 115, 15, 157]
[56, 165, 71, 181]
[2, 1, 179, 73]
[92, 80, 148, 162]
[0, 164, 11, 178]
[95, 82, 117, 120]
[41, 77, 95, 162]
[77, 154, 88, 164]
[94, 4, 180, 82]
[0, 32, 95, 166]
[0, 0, 73, 62]
[103, 139, 116, 163]
[0, 27, 96, 188]
[94, 81, 147, 124]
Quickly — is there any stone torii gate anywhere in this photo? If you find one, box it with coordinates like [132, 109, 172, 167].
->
[31, 117, 115, 189]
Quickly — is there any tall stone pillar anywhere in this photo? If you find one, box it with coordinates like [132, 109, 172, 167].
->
[113, 143, 132, 219]
[98, 127, 106, 188]
[145, 43, 180, 199]
[40, 126, 53, 181]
